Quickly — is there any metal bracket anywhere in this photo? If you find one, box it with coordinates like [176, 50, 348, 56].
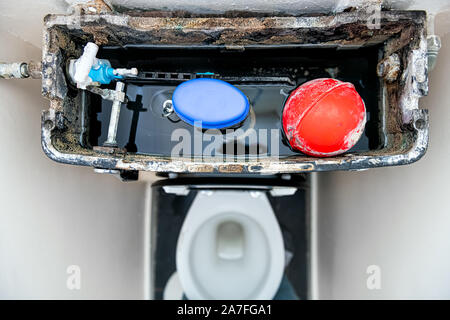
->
[427, 35, 441, 71]
[85, 85, 127, 103]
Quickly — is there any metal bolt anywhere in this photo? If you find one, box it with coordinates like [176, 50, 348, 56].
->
[427, 35, 441, 71]
[114, 68, 138, 77]
[0, 62, 29, 79]
[162, 100, 174, 117]
[104, 81, 125, 147]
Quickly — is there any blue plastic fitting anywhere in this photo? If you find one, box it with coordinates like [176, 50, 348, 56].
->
[88, 60, 123, 84]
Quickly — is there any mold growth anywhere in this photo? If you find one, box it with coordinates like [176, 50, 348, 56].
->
[40, 10, 429, 173]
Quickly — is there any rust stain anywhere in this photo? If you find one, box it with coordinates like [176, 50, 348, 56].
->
[72, 0, 112, 15]
[81, 26, 109, 45]
[218, 164, 244, 173]
[188, 164, 215, 173]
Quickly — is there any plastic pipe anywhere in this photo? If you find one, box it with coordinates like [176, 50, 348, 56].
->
[73, 42, 99, 85]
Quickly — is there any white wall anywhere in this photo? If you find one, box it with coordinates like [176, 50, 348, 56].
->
[1, 0, 450, 299]
[317, 9, 450, 299]
[0, 3, 148, 298]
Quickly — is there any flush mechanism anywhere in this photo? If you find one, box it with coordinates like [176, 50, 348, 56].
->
[39, 9, 430, 175]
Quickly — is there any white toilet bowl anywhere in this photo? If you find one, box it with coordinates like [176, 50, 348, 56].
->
[176, 190, 285, 300]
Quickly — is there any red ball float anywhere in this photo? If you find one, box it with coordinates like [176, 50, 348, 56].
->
[282, 78, 366, 157]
